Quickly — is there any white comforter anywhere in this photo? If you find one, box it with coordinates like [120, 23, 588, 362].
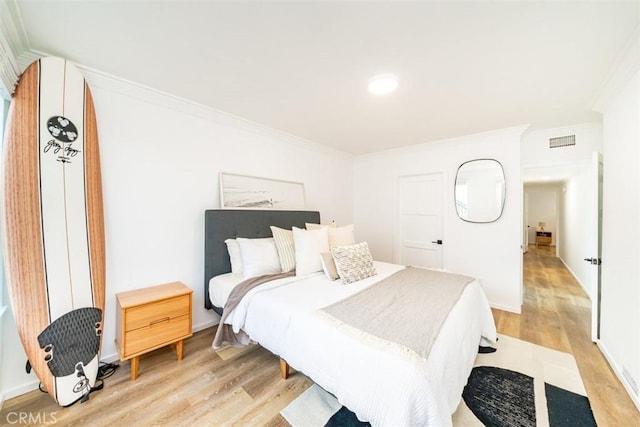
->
[211, 261, 497, 426]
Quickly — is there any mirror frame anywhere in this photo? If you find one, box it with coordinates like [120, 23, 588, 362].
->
[454, 158, 506, 223]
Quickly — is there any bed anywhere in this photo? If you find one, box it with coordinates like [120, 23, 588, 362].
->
[204, 209, 497, 426]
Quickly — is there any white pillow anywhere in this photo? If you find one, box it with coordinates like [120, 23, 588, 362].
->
[224, 239, 243, 274]
[292, 226, 330, 276]
[328, 224, 355, 248]
[270, 226, 296, 272]
[331, 241, 377, 284]
[236, 237, 281, 278]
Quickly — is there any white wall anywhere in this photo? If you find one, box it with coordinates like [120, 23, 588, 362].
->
[598, 66, 640, 408]
[558, 168, 593, 297]
[521, 122, 602, 168]
[0, 306, 4, 408]
[0, 96, 10, 407]
[354, 126, 525, 313]
[1, 77, 355, 399]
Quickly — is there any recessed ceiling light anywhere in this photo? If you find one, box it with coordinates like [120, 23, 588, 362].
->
[368, 74, 398, 95]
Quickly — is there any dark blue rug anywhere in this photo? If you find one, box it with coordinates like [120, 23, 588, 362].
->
[546, 382, 597, 427]
[325, 406, 370, 427]
[463, 366, 537, 426]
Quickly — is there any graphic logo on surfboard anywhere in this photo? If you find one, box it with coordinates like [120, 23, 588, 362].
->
[43, 115, 81, 163]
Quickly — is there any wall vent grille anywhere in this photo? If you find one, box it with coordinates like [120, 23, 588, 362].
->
[549, 134, 576, 149]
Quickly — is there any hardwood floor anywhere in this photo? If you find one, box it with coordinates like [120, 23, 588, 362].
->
[0, 332, 310, 426]
[493, 245, 640, 427]
[2, 245, 638, 425]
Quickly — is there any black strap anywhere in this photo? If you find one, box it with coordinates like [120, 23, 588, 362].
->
[62, 379, 104, 407]
[35, 362, 118, 405]
[97, 362, 119, 380]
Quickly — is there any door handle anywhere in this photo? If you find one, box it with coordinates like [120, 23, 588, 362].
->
[584, 258, 602, 265]
[431, 240, 443, 245]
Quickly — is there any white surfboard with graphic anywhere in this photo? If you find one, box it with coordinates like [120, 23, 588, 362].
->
[2, 57, 105, 406]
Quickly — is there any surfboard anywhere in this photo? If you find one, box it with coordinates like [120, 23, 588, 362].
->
[2, 57, 105, 406]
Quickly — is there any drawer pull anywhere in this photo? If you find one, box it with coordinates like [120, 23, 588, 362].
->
[149, 317, 170, 326]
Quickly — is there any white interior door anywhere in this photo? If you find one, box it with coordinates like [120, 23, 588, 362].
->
[589, 152, 604, 341]
[395, 173, 443, 269]
[523, 191, 529, 252]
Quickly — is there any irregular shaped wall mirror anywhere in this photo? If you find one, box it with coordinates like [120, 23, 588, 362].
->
[455, 159, 506, 223]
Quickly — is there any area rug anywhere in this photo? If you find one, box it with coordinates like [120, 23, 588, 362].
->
[280, 335, 597, 426]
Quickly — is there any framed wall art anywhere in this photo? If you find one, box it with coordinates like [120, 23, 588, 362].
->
[219, 172, 306, 210]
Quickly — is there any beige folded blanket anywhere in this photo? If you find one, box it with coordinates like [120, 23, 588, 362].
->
[321, 266, 473, 361]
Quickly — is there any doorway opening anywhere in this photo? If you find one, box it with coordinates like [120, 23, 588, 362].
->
[524, 184, 560, 254]
[522, 156, 602, 341]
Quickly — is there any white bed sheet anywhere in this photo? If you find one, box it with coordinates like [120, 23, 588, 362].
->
[212, 261, 497, 426]
[208, 272, 245, 308]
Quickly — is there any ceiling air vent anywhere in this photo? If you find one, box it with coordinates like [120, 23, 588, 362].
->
[549, 135, 576, 149]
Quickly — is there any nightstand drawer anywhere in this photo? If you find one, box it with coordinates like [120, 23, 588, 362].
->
[115, 282, 193, 380]
[125, 294, 190, 331]
[124, 313, 190, 356]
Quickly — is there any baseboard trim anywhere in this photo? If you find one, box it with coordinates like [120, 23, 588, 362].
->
[490, 302, 521, 314]
[558, 257, 591, 299]
[3, 380, 40, 401]
[597, 340, 640, 412]
[193, 319, 219, 332]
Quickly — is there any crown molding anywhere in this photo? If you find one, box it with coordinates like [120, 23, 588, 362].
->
[0, 0, 29, 98]
[356, 124, 529, 161]
[18, 48, 353, 160]
[0, 0, 28, 55]
[592, 27, 640, 113]
[16, 48, 38, 70]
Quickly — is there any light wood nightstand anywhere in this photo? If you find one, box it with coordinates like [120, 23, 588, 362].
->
[115, 282, 193, 380]
[535, 231, 552, 246]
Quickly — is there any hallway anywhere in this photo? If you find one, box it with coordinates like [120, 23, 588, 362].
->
[492, 245, 640, 426]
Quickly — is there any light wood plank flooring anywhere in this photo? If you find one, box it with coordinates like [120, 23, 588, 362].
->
[493, 245, 640, 427]
[2, 245, 639, 425]
[0, 331, 308, 426]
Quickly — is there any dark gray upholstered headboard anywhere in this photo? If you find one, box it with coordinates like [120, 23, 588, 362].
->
[204, 209, 321, 310]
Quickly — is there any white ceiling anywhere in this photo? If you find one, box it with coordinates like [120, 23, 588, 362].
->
[12, 1, 640, 154]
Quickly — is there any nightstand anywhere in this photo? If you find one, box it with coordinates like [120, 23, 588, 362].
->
[115, 282, 193, 380]
[535, 231, 552, 246]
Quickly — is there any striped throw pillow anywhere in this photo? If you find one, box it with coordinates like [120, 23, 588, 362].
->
[270, 226, 296, 272]
[331, 242, 377, 284]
